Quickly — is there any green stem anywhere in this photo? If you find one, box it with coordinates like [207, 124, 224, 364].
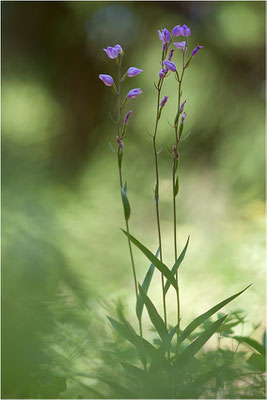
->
[173, 51, 186, 356]
[116, 55, 143, 340]
[153, 78, 168, 331]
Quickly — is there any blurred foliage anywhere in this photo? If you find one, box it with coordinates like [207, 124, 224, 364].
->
[1, 1, 265, 398]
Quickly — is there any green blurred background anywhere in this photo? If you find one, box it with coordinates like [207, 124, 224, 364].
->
[2, 1, 265, 398]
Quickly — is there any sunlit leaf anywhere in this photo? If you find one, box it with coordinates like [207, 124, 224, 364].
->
[121, 187, 130, 221]
[164, 236, 190, 295]
[121, 362, 146, 380]
[136, 248, 160, 320]
[233, 336, 265, 356]
[138, 285, 167, 341]
[178, 285, 251, 345]
[176, 315, 228, 369]
[121, 230, 177, 290]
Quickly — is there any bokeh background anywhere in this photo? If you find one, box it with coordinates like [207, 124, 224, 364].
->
[2, 1, 265, 398]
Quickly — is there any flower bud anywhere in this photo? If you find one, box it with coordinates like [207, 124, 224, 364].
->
[116, 136, 124, 151]
[168, 49, 174, 61]
[179, 100, 186, 113]
[159, 68, 167, 78]
[127, 88, 143, 99]
[99, 74, 114, 87]
[160, 96, 168, 108]
[172, 145, 179, 159]
[124, 110, 133, 125]
[181, 111, 187, 123]
[191, 45, 203, 57]
[163, 60, 176, 72]
[127, 67, 143, 77]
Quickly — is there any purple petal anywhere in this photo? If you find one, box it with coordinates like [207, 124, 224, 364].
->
[127, 67, 143, 77]
[127, 88, 143, 99]
[124, 110, 133, 124]
[99, 74, 114, 87]
[191, 45, 203, 57]
[163, 60, 176, 72]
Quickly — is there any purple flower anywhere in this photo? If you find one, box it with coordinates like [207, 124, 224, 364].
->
[158, 28, 171, 43]
[181, 24, 191, 37]
[192, 45, 203, 57]
[103, 46, 119, 59]
[179, 100, 186, 112]
[99, 74, 114, 87]
[174, 41, 187, 50]
[159, 68, 167, 78]
[172, 25, 182, 37]
[124, 110, 132, 124]
[168, 49, 174, 61]
[160, 96, 168, 108]
[163, 60, 176, 72]
[127, 67, 143, 77]
[181, 111, 187, 123]
[114, 44, 123, 54]
[127, 88, 143, 99]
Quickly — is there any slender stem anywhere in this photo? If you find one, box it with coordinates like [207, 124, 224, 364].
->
[173, 50, 186, 355]
[116, 55, 143, 339]
[152, 76, 168, 330]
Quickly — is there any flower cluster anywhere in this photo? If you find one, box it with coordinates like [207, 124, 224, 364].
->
[99, 43, 143, 154]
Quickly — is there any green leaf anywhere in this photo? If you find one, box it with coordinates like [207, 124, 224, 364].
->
[109, 142, 115, 152]
[233, 336, 265, 356]
[178, 123, 184, 138]
[174, 177, 179, 197]
[159, 324, 178, 355]
[121, 362, 146, 380]
[98, 376, 132, 397]
[247, 353, 265, 372]
[176, 315, 228, 369]
[138, 285, 167, 341]
[121, 230, 177, 290]
[164, 236, 190, 295]
[121, 187, 131, 221]
[178, 284, 251, 345]
[181, 130, 191, 142]
[107, 316, 136, 346]
[136, 248, 160, 320]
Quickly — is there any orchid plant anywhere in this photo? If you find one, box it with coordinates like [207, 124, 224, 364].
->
[97, 25, 264, 399]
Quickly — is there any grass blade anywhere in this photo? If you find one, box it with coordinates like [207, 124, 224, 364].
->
[159, 324, 178, 355]
[138, 284, 168, 341]
[164, 236, 190, 295]
[176, 315, 228, 369]
[178, 284, 251, 345]
[136, 248, 160, 320]
[121, 362, 146, 380]
[121, 229, 177, 290]
[233, 336, 265, 356]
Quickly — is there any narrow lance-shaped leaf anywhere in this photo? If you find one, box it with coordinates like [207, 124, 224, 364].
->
[121, 185, 130, 221]
[138, 285, 168, 341]
[120, 362, 146, 380]
[233, 336, 265, 356]
[174, 177, 179, 197]
[178, 284, 251, 345]
[176, 315, 228, 369]
[121, 229, 177, 290]
[136, 248, 160, 320]
[164, 236, 190, 295]
[159, 324, 179, 355]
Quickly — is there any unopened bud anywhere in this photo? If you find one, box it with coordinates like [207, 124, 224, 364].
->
[116, 136, 124, 151]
